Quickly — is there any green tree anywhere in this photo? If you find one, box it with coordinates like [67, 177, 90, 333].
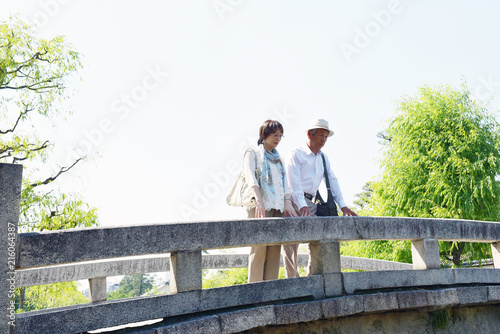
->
[341, 240, 413, 264]
[353, 181, 373, 214]
[108, 274, 156, 300]
[1, 16, 97, 232]
[342, 182, 413, 264]
[202, 266, 309, 289]
[15, 282, 88, 312]
[202, 268, 249, 289]
[371, 83, 500, 266]
[1, 16, 99, 310]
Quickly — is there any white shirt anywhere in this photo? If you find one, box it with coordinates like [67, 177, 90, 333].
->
[285, 144, 347, 210]
[243, 148, 291, 212]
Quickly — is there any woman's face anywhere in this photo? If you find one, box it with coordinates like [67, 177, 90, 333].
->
[263, 130, 283, 151]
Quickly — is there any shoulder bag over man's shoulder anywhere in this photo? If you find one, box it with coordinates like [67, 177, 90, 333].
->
[314, 153, 339, 216]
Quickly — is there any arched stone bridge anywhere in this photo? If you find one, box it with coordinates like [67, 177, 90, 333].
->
[1, 163, 500, 333]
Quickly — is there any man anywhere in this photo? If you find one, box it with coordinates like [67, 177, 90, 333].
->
[283, 118, 357, 278]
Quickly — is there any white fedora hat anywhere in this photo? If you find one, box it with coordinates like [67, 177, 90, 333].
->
[306, 118, 334, 137]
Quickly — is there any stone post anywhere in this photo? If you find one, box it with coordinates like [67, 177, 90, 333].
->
[170, 250, 202, 294]
[89, 277, 107, 302]
[309, 240, 343, 297]
[0, 163, 23, 334]
[411, 239, 440, 269]
[491, 242, 500, 269]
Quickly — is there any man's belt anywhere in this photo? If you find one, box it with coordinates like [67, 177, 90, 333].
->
[304, 192, 314, 200]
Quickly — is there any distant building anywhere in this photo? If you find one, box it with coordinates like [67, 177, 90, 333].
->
[108, 283, 120, 293]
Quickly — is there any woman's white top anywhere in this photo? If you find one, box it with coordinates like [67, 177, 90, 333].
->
[243, 148, 290, 212]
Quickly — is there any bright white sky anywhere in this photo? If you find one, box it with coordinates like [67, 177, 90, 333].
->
[2, 0, 500, 227]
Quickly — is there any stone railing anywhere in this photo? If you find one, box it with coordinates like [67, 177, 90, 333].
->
[2, 162, 500, 334]
[14, 253, 413, 297]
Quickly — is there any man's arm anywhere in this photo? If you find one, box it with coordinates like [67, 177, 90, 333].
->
[286, 150, 310, 215]
[324, 154, 357, 216]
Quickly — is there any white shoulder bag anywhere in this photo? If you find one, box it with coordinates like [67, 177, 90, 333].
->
[226, 148, 260, 207]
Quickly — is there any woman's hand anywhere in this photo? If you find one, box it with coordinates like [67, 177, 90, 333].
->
[255, 204, 266, 218]
[284, 200, 298, 217]
[252, 186, 266, 218]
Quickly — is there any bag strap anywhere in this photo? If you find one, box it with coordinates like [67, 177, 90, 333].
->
[320, 153, 331, 191]
[320, 152, 338, 215]
[244, 148, 258, 171]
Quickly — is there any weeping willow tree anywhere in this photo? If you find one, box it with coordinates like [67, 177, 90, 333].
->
[366, 83, 500, 266]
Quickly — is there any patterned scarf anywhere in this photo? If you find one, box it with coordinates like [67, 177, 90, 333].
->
[258, 144, 285, 203]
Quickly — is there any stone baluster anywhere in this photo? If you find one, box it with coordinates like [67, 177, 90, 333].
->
[411, 239, 440, 269]
[491, 242, 500, 269]
[89, 277, 107, 302]
[0, 163, 23, 334]
[170, 250, 202, 294]
[309, 240, 343, 296]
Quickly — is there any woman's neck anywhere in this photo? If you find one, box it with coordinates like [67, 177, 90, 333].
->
[263, 143, 273, 152]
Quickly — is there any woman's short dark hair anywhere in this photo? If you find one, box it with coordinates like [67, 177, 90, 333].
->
[258, 120, 284, 145]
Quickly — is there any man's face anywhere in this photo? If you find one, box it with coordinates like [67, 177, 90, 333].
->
[309, 129, 329, 151]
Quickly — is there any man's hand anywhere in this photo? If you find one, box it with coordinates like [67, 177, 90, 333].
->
[341, 206, 358, 216]
[299, 206, 312, 216]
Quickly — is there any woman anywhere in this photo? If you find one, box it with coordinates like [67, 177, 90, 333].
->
[243, 120, 297, 283]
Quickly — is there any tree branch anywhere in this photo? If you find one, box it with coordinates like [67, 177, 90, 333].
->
[0, 140, 50, 162]
[377, 131, 392, 144]
[440, 250, 452, 261]
[1, 78, 61, 91]
[0, 107, 32, 134]
[29, 157, 83, 188]
[5, 50, 49, 75]
[1, 48, 63, 90]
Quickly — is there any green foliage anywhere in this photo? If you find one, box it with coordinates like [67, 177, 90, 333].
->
[370, 83, 500, 265]
[15, 282, 88, 312]
[341, 240, 412, 264]
[203, 268, 248, 289]
[373, 83, 500, 221]
[430, 309, 449, 330]
[20, 187, 98, 232]
[353, 181, 374, 215]
[439, 241, 491, 268]
[0, 16, 97, 233]
[202, 266, 307, 289]
[0, 14, 81, 172]
[349, 183, 414, 264]
[1, 16, 98, 311]
[0, 16, 82, 124]
[107, 274, 155, 300]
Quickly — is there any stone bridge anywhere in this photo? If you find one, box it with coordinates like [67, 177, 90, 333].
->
[1, 163, 500, 333]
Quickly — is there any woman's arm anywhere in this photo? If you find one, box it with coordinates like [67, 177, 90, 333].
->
[243, 149, 265, 218]
[284, 193, 297, 217]
[251, 186, 266, 218]
[283, 175, 297, 217]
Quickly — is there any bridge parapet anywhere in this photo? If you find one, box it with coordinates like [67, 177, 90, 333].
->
[1, 162, 500, 334]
